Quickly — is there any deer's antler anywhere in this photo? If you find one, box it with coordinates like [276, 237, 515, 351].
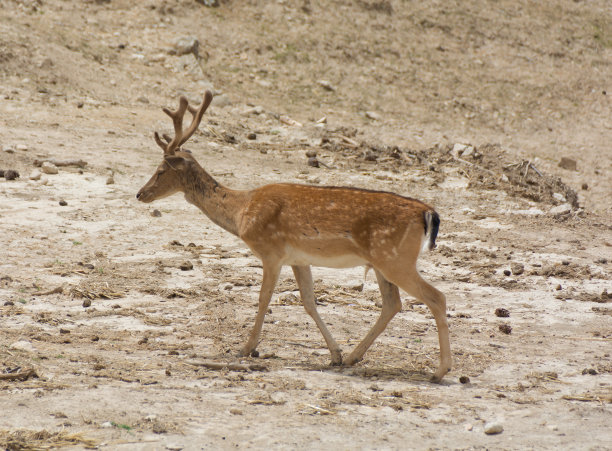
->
[154, 90, 213, 155]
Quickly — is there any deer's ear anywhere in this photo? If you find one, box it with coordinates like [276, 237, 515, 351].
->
[164, 155, 188, 171]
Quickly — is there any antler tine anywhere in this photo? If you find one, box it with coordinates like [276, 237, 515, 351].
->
[178, 90, 213, 148]
[154, 132, 168, 152]
[161, 96, 189, 155]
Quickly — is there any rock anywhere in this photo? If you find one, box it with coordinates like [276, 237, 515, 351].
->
[4, 169, 20, 180]
[459, 376, 470, 384]
[151, 209, 162, 217]
[558, 157, 577, 171]
[172, 36, 199, 56]
[307, 157, 320, 168]
[305, 149, 317, 158]
[549, 203, 572, 216]
[552, 192, 566, 203]
[4, 300, 14, 306]
[180, 261, 193, 271]
[10, 340, 36, 353]
[451, 143, 471, 157]
[461, 146, 474, 157]
[196, 0, 220, 6]
[106, 175, 115, 185]
[581, 183, 588, 190]
[364, 150, 378, 161]
[499, 324, 512, 334]
[101, 421, 113, 428]
[0, 169, 4, 177]
[83, 299, 92, 308]
[16, 144, 28, 151]
[137, 96, 149, 104]
[247, 133, 257, 140]
[2, 145, 15, 153]
[29, 170, 42, 181]
[365, 111, 381, 120]
[212, 94, 232, 108]
[244, 105, 264, 115]
[59, 200, 68, 206]
[495, 308, 510, 318]
[510, 262, 524, 275]
[41, 161, 59, 174]
[317, 80, 336, 91]
[503, 269, 511, 276]
[582, 368, 597, 375]
[484, 422, 503, 435]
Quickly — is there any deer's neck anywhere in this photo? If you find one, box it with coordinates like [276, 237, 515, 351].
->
[181, 165, 247, 237]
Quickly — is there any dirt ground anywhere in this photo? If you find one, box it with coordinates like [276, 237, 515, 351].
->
[1, 0, 611, 449]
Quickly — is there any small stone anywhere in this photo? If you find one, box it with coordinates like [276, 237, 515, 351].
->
[364, 150, 378, 161]
[4, 301, 14, 306]
[229, 408, 243, 415]
[503, 269, 511, 276]
[247, 132, 257, 140]
[172, 37, 199, 56]
[499, 324, 512, 334]
[59, 328, 70, 334]
[82, 299, 92, 308]
[106, 175, 115, 185]
[317, 80, 336, 91]
[459, 376, 470, 384]
[4, 169, 19, 180]
[549, 203, 572, 216]
[510, 262, 524, 275]
[581, 183, 588, 190]
[29, 170, 42, 181]
[556, 284, 562, 290]
[41, 161, 59, 174]
[582, 368, 597, 375]
[552, 192, 566, 203]
[365, 111, 381, 120]
[137, 96, 149, 104]
[145, 414, 157, 421]
[558, 157, 577, 171]
[59, 200, 68, 206]
[151, 209, 162, 217]
[250, 350, 259, 358]
[77, 102, 84, 108]
[305, 149, 317, 158]
[16, 144, 28, 151]
[179, 261, 193, 271]
[495, 308, 510, 318]
[2, 145, 15, 153]
[460, 146, 475, 157]
[307, 157, 320, 168]
[484, 422, 503, 435]
[0, 169, 4, 177]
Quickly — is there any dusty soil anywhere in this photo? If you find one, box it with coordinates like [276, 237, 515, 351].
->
[1, 0, 611, 449]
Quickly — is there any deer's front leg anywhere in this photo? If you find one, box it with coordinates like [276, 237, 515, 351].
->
[240, 262, 281, 357]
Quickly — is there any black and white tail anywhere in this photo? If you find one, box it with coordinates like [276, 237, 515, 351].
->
[423, 210, 440, 252]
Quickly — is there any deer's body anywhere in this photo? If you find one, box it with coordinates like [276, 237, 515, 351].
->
[137, 92, 452, 382]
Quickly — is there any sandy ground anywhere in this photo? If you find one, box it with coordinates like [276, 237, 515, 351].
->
[1, 1, 611, 449]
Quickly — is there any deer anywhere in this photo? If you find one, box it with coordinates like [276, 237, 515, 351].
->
[136, 91, 452, 382]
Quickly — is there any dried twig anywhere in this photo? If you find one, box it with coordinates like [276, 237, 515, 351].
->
[186, 359, 267, 372]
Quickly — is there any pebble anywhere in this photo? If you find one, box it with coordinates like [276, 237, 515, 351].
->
[151, 209, 162, 217]
[499, 324, 512, 334]
[484, 422, 504, 435]
[365, 111, 381, 120]
[83, 299, 92, 308]
[459, 376, 470, 384]
[364, 150, 378, 161]
[549, 203, 572, 216]
[179, 261, 193, 271]
[29, 170, 42, 181]
[495, 308, 510, 318]
[581, 183, 588, 190]
[558, 157, 577, 171]
[307, 157, 320, 168]
[2, 145, 15, 153]
[101, 421, 113, 428]
[244, 105, 264, 115]
[59, 200, 68, 206]
[4, 300, 14, 306]
[41, 161, 59, 174]
[510, 262, 524, 275]
[503, 269, 511, 276]
[172, 36, 199, 56]
[305, 149, 317, 158]
[317, 80, 336, 91]
[247, 132, 257, 140]
[106, 175, 115, 185]
[16, 144, 28, 151]
[4, 169, 20, 180]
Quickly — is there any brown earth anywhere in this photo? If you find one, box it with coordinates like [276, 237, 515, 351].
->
[1, 0, 611, 449]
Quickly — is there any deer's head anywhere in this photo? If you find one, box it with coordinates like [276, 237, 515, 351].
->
[136, 91, 213, 203]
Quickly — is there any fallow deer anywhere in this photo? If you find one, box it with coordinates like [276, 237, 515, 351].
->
[136, 91, 451, 382]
